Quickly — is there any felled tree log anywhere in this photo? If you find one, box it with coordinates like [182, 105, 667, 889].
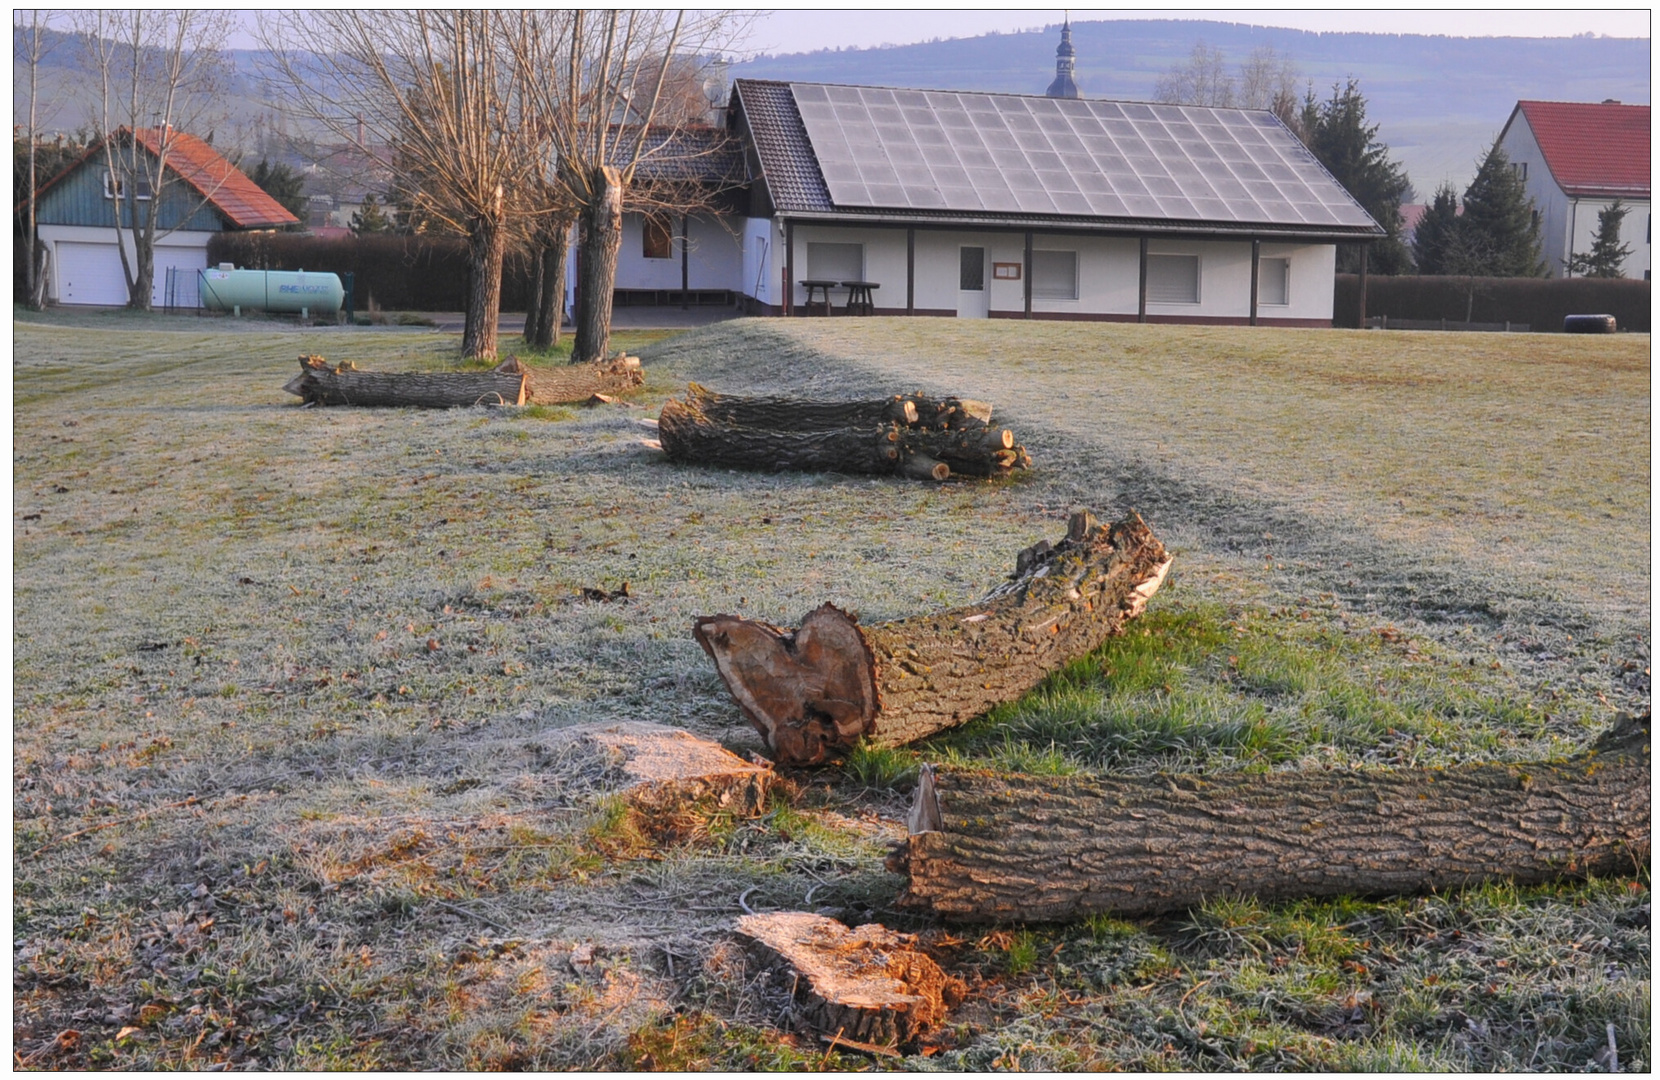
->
[888, 714, 1651, 923]
[283, 354, 526, 407]
[683, 382, 991, 432]
[498, 353, 643, 404]
[694, 511, 1172, 765]
[736, 911, 964, 1051]
[283, 354, 642, 408]
[657, 392, 1029, 481]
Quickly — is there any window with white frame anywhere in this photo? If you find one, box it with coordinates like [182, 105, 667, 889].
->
[1031, 249, 1079, 300]
[807, 241, 863, 281]
[1258, 257, 1289, 305]
[102, 172, 151, 200]
[1147, 254, 1200, 303]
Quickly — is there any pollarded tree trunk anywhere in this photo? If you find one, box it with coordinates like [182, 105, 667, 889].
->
[461, 199, 506, 361]
[573, 166, 622, 365]
[889, 714, 1651, 923]
[532, 223, 570, 350]
[694, 512, 1171, 765]
[524, 249, 545, 347]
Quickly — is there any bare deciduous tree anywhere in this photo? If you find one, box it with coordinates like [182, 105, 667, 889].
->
[16, 9, 60, 309]
[265, 10, 532, 360]
[1153, 41, 1235, 109]
[76, 9, 233, 311]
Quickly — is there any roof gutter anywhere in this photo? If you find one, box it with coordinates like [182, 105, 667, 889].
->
[773, 208, 1382, 244]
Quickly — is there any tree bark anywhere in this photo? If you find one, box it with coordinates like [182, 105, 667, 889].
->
[573, 166, 623, 364]
[736, 912, 964, 1051]
[694, 512, 1172, 765]
[504, 354, 642, 404]
[532, 216, 572, 350]
[523, 248, 545, 347]
[656, 390, 1030, 481]
[888, 714, 1651, 923]
[461, 193, 506, 361]
[282, 355, 526, 408]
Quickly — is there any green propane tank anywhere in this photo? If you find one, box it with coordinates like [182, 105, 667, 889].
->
[198, 265, 345, 315]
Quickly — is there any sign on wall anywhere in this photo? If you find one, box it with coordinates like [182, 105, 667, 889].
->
[993, 262, 1022, 280]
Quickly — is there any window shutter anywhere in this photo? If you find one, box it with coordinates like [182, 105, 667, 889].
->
[1259, 258, 1289, 305]
[1030, 249, 1078, 300]
[1147, 254, 1199, 303]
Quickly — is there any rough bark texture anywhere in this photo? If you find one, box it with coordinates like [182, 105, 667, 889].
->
[282, 355, 526, 408]
[533, 233, 568, 349]
[500, 354, 642, 404]
[889, 713, 1651, 923]
[694, 511, 1172, 765]
[461, 204, 506, 361]
[656, 387, 1030, 481]
[573, 166, 622, 364]
[736, 912, 964, 1051]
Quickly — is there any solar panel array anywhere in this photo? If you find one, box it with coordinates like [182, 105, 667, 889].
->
[789, 83, 1376, 229]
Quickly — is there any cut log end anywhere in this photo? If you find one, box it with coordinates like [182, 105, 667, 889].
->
[900, 454, 951, 482]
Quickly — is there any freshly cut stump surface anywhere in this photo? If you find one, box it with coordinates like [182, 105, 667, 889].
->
[536, 721, 773, 824]
[736, 911, 964, 1051]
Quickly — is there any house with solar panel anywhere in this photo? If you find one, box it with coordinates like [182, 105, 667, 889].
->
[31, 127, 300, 308]
[1496, 100, 1651, 280]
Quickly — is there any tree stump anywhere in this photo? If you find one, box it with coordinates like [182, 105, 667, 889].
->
[535, 721, 773, 840]
[736, 911, 964, 1052]
[888, 714, 1651, 922]
[694, 511, 1172, 765]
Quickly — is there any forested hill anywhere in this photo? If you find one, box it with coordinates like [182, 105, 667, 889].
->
[732, 19, 1651, 195]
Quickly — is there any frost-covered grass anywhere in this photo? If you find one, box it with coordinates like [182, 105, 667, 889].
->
[14, 312, 1648, 1070]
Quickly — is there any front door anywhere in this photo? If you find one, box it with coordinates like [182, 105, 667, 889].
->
[957, 246, 988, 318]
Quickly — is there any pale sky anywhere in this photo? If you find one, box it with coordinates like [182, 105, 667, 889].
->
[218, 8, 1652, 54]
[732, 8, 1651, 56]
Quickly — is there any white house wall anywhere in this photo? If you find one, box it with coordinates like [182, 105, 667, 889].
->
[613, 211, 744, 292]
[37, 223, 213, 307]
[1500, 113, 1652, 279]
[779, 222, 1335, 322]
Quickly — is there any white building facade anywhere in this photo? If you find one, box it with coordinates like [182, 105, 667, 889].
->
[1498, 100, 1651, 280]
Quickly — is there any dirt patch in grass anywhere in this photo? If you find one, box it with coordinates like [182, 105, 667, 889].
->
[14, 315, 1647, 1069]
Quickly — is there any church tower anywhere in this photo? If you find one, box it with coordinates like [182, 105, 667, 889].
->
[1046, 18, 1079, 98]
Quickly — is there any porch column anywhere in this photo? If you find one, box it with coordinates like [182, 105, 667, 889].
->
[784, 219, 794, 316]
[1137, 237, 1149, 323]
[680, 214, 690, 310]
[906, 228, 915, 315]
[1357, 243, 1369, 328]
[1023, 230, 1033, 318]
[1249, 239, 1260, 326]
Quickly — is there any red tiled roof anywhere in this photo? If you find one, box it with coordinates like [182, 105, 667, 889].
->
[1511, 100, 1650, 199]
[129, 127, 300, 227]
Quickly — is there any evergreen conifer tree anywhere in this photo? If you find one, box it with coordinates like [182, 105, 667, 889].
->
[246, 158, 308, 225]
[1459, 143, 1544, 277]
[349, 193, 393, 235]
[1299, 79, 1413, 274]
[1410, 182, 1462, 275]
[1566, 199, 1633, 277]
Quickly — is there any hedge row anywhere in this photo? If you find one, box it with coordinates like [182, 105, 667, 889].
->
[1334, 274, 1650, 332]
[205, 233, 539, 312]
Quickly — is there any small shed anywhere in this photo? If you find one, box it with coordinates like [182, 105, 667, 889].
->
[32, 126, 299, 307]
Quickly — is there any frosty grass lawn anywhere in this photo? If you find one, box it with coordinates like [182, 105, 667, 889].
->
[13, 309, 1650, 1070]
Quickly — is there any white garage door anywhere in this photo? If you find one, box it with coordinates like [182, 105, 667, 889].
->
[56, 241, 131, 306]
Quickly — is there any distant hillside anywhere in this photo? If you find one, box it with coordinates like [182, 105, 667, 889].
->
[732, 19, 1651, 194]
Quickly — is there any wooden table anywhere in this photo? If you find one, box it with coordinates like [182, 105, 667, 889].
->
[799, 279, 838, 316]
[841, 280, 879, 315]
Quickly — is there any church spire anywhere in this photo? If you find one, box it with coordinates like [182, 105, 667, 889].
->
[1046, 17, 1079, 98]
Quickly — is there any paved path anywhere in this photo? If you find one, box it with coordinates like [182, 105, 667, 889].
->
[426, 305, 745, 333]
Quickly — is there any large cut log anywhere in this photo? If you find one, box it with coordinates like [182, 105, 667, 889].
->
[736, 911, 964, 1052]
[499, 354, 643, 404]
[283, 354, 526, 407]
[656, 392, 1029, 481]
[282, 354, 642, 408]
[694, 511, 1172, 765]
[888, 714, 1651, 923]
[682, 382, 991, 432]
